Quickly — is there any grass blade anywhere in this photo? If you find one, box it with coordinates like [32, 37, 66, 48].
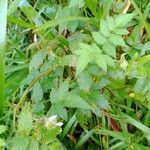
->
[130, 0, 150, 40]
[35, 16, 90, 32]
[0, 0, 7, 116]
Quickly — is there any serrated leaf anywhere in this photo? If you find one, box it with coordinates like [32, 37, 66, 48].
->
[18, 104, 33, 135]
[92, 31, 107, 45]
[57, 7, 71, 33]
[30, 51, 46, 71]
[0, 139, 5, 147]
[68, 8, 79, 32]
[108, 68, 125, 81]
[108, 34, 126, 47]
[91, 43, 102, 55]
[95, 55, 107, 71]
[28, 140, 39, 150]
[48, 104, 68, 121]
[107, 16, 115, 31]
[141, 42, 150, 56]
[33, 102, 44, 114]
[103, 41, 116, 58]
[115, 13, 135, 27]
[134, 77, 146, 93]
[9, 136, 30, 150]
[100, 19, 110, 37]
[48, 140, 64, 150]
[104, 55, 115, 68]
[77, 72, 92, 91]
[98, 95, 110, 109]
[50, 88, 59, 104]
[113, 28, 129, 35]
[76, 54, 92, 76]
[0, 125, 7, 134]
[62, 92, 92, 109]
[32, 82, 43, 101]
[79, 43, 93, 53]
[69, 0, 84, 8]
[58, 80, 69, 99]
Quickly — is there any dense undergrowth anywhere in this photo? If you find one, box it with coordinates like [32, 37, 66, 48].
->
[1, 0, 150, 149]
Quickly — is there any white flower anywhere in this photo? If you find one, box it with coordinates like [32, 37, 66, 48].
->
[44, 115, 63, 128]
[55, 122, 63, 127]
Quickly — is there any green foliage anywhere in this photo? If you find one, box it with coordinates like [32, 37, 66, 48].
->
[17, 104, 33, 135]
[0, 0, 7, 116]
[1, 0, 150, 149]
[0, 125, 7, 147]
[9, 104, 64, 150]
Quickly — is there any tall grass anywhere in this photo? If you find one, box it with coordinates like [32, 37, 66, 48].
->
[0, 0, 7, 116]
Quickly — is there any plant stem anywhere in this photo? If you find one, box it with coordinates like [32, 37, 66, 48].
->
[0, 0, 7, 117]
[12, 65, 58, 134]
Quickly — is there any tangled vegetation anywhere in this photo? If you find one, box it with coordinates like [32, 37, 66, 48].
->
[1, 0, 150, 149]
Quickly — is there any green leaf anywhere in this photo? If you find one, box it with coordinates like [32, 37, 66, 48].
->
[91, 43, 102, 55]
[113, 28, 129, 35]
[8, 0, 20, 15]
[77, 72, 92, 91]
[58, 80, 69, 99]
[115, 13, 136, 27]
[28, 140, 39, 150]
[8, 16, 34, 29]
[108, 34, 126, 47]
[18, 104, 33, 135]
[134, 144, 150, 150]
[104, 55, 115, 68]
[35, 16, 90, 32]
[69, 0, 84, 8]
[19, 0, 45, 25]
[30, 51, 46, 71]
[76, 54, 92, 76]
[48, 141, 64, 150]
[130, 0, 150, 40]
[32, 82, 43, 101]
[134, 77, 146, 93]
[100, 19, 110, 37]
[0, 138, 5, 147]
[62, 92, 92, 110]
[120, 112, 150, 141]
[75, 109, 91, 127]
[9, 136, 30, 150]
[103, 41, 116, 58]
[102, 0, 113, 18]
[85, 0, 98, 17]
[107, 16, 115, 31]
[138, 55, 150, 66]
[0, 125, 7, 134]
[95, 55, 107, 71]
[75, 130, 93, 149]
[98, 95, 110, 109]
[95, 128, 126, 141]
[50, 88, 59, 104]
[68, 8, 79, 32]
[56, 6, 71, 33]
[48, 104, 68, 121]
[92, 31, 107, 45]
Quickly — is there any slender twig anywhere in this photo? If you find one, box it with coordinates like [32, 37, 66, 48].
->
[122, 0, 131, 14]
